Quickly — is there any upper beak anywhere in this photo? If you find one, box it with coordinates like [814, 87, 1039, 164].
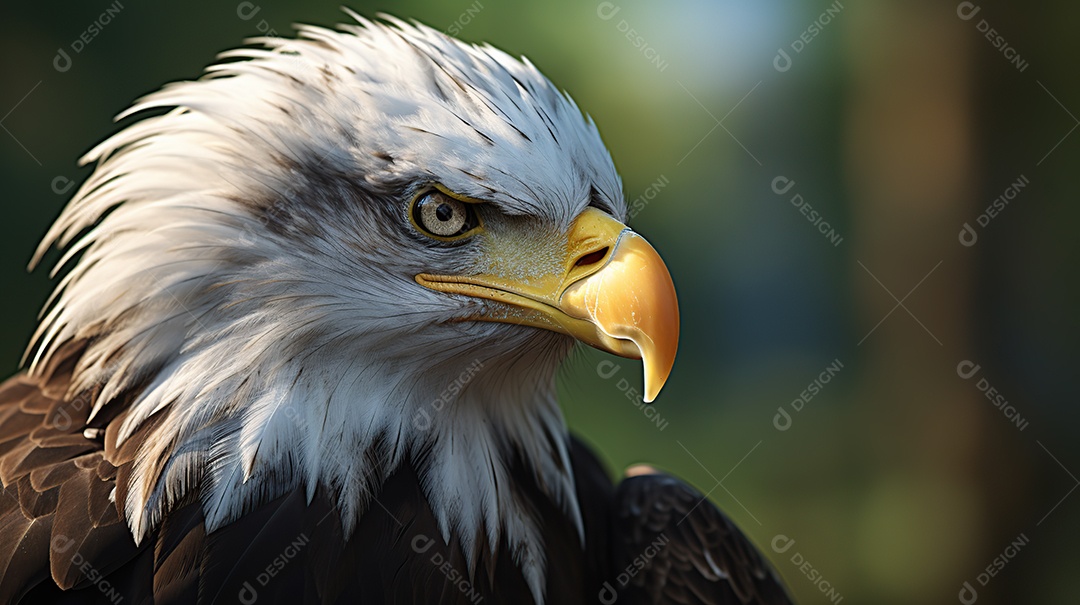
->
[416, 208, 679, 402]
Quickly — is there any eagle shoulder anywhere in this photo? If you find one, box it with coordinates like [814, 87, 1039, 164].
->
[0, 342, 142, 603]
[608, 469, 795, 605]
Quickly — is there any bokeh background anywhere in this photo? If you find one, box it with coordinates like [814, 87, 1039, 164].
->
[1, 1, 1076, 603]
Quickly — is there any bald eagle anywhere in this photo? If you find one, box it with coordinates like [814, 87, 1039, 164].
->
[0, 13, 793, 605]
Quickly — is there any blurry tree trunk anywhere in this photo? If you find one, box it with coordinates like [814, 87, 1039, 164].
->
[843, 3, 1032, 603]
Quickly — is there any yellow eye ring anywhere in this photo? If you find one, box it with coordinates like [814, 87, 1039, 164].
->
[409, 187, 483, 241]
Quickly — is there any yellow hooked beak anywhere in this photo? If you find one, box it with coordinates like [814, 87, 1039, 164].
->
[416, 208, 679, 402]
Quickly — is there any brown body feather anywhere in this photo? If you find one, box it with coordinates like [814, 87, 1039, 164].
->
[0, 343, 792, 604]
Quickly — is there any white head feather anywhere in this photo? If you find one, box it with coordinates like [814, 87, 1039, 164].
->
[30, 13, 625, 603]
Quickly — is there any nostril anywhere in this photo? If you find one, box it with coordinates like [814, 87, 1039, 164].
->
[575, 247, 609, 267]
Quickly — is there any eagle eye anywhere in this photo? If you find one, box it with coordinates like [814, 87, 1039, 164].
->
[410, 190, 481, 240]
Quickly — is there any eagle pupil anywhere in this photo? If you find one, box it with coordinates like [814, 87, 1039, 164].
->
[413, 190, 473, 239]
[436, 204, 454, 222]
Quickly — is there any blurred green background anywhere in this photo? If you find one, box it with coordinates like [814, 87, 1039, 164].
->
[1, 1, 1076, 603]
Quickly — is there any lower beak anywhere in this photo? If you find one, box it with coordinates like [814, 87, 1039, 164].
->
[416, 208, 679, 402]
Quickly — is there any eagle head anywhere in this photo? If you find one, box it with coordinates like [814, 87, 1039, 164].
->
[29, 13, 678, 601]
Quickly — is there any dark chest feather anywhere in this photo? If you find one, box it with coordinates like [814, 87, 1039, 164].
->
[0, 347, 793, 605]
[0, 362, 614, 605]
